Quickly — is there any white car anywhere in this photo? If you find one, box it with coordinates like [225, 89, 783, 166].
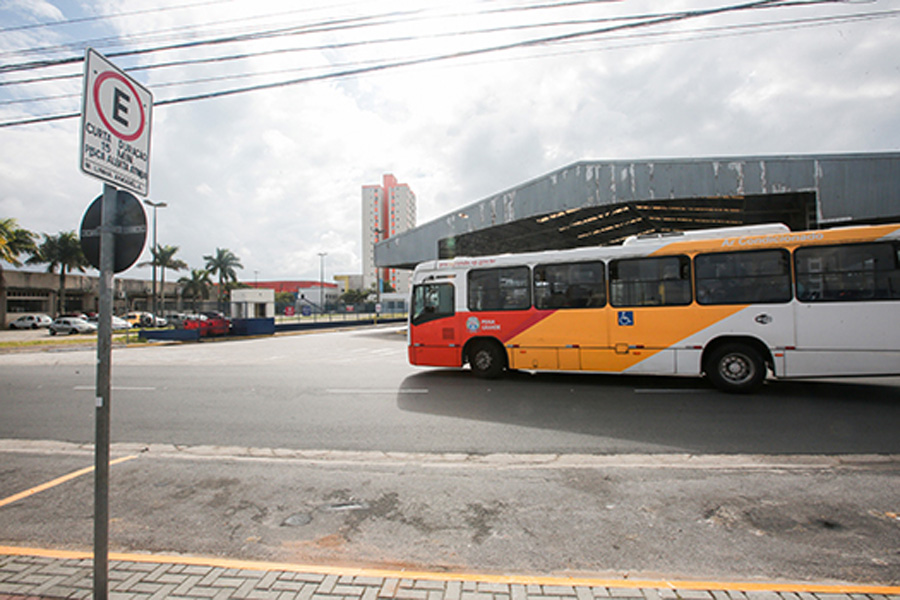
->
[123, 312, 167, 327]
[49, 317, 97, 336]
[111, 316, 133, 330]
[88, 315, 133, 330]
[8, 314, 52, 329]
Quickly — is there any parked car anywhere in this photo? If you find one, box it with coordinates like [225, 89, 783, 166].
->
[87, 315, 132, 330]
[123, 312, 167, 327]
[8, 314, 52, 329]
[163, 312, 191, 328]
[183, 312, 230, 337]
[60, 313, 90, 321]
[49, 317, 97, 336]
[111, 316, 133, 330]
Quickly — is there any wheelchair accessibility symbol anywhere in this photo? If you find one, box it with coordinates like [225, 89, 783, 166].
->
[617, 311, 634, 326]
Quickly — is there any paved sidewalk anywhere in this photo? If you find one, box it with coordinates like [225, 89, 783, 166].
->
[2, 549, 899, 600]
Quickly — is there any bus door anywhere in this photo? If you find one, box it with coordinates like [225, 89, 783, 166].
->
[409, 281, 458, 367]
[523, 261, 608, 371]
[602, 255, 694, 374]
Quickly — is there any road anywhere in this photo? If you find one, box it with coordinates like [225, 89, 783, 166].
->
[1, 326, 899, 584]
[1, 326, 899, 454]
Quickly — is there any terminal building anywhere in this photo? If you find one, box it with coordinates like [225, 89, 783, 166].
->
[375, 152, 900, 272]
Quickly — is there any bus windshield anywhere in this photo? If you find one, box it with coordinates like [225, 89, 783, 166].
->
[412, 282, 454, 325]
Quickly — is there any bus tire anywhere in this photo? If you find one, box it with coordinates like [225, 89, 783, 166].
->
[468, 340, 506, 379]
[705, 342, 766, 393]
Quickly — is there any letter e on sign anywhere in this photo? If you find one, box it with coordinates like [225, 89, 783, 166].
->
[80, 48, 152, 196]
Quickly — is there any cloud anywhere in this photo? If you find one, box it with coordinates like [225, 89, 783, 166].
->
[3, 0, 64, 22]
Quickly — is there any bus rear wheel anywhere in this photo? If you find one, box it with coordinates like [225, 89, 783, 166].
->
[468, 340, 506, 379]
[705, 342, 766, 393]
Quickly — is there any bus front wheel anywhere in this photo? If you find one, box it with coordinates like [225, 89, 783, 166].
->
[705, 342, 766, 393]
[468, 340, 506, 379]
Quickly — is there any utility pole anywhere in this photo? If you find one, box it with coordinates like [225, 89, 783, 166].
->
[318, 252, 327, 314]
[143, 200, 167, 316]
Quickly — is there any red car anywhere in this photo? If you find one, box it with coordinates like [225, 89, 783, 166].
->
[182, 312, 230, 337]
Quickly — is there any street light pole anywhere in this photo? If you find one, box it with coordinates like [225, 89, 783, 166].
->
[372, 227, 385, 305]
[318, 252, 327, 314]
[143, 200, 167, 318]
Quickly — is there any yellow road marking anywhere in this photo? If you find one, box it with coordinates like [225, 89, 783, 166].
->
[0, 545, 897, 595]
[0, 454, 138, 508]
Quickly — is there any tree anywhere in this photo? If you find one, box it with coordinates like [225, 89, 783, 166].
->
[0, 218, 37, 328]
[373, 281, 396, 294]
[274, 291, 294, 306]
[178, 269, 212, 312]
[139, 244, 187, 312]
[203, 248, 243, 311]
[26, 231, 88, 316]
[340, 288, 369, 306]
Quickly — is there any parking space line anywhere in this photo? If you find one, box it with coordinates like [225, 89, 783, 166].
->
[0, 454, 138, 508]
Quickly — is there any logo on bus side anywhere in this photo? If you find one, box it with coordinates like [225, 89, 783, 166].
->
[617, 311, 634, 326]
[466, 316, 501, 333]
[466, 316, 481, 333]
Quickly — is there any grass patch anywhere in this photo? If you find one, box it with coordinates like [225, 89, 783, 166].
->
[0, 331, 149, 349]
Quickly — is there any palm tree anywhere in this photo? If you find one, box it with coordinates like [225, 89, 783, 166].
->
[0, 218, 37, 328]
[26, 231, 89, 316]
[139, 244, 187, 313]
[203, 248, 243, 311]
[178, 269, 212, 312]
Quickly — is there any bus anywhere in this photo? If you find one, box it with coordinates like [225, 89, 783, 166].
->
[407, 222, 900, 393]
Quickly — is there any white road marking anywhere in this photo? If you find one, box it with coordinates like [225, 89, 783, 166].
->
[325, 388, 428, 394]
[73, 386, 157, 391]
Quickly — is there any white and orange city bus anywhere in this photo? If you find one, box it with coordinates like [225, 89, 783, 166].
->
[407, 222, 900, 392]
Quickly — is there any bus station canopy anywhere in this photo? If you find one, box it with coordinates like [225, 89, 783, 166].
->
[376, 152, 900, 270]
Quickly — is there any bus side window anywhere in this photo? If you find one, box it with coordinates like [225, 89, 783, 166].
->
[795, 242, 900, 302]
[468, 267, 531, 311]
[533, 261, 606, 310]
[695, 249, 791, 305]
[610, 256, 691, 307]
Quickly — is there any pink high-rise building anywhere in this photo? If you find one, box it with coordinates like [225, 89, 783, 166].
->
[362, 174, 416, 294]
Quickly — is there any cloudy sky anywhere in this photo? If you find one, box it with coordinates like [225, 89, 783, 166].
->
[1, 0, 898, 284]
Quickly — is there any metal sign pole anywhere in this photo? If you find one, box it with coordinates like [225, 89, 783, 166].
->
[94, 182, 116, 600]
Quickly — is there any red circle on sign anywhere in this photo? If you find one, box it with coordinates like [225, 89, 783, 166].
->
[93, 71, 146, 142]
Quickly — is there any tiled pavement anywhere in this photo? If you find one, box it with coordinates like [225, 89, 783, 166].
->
[2, 550, 899, 600]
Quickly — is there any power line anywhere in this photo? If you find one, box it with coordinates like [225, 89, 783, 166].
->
[148, 0, 843, 106]
[2, 0, 862, 90]
[0, 10, 412, 75]
[1, 0, 829, 75]
[0, 0, 232, 35]
[0, 9, 697, 88]
[0, 0, 875, 129]
[4, 5, 894, 109]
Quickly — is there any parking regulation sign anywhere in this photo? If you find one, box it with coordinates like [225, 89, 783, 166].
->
[80, 48, 152, 196]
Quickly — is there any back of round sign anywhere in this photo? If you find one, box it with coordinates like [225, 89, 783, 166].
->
[79, 190, 148, 274]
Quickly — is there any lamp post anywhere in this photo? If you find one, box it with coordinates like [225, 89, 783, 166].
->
[143, 200, 167, 318]
[372, 227, 386, 305]
[318, 252, 327, 315]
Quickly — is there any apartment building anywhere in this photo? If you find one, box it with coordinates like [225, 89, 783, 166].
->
[361, 174, 416, 294]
